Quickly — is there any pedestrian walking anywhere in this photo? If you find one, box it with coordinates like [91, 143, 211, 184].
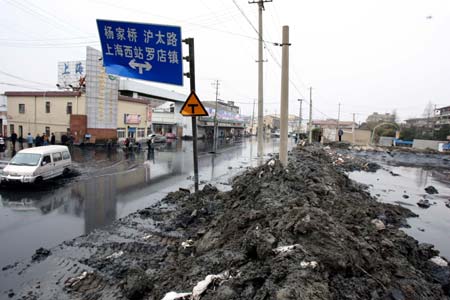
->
[27, 133, 33, 148]
[338, 128, 344, 142]
[35, 134, 42, 147]
[18, 135, 24, 149]
[43, 133, 49, 146]
[50, 133, 56, 145]
[10, 131, 17, 151]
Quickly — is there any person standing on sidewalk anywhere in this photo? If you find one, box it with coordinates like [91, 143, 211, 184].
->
[50, 133, 56, 145]
[18, 134, 24, 149]
[338, 128, 344, 142]
[10, 132, 17, 151]
[27, 133, 33, 148]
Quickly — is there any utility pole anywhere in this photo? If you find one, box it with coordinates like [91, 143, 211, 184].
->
[212, 80, 220, 153]
[279, 25, 290, 166]
[249, 0, 272, 157]
[298, 99, 303, 132]
[308, 87, 313, 143]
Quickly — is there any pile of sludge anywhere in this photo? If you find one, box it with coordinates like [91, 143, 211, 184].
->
[79, 146, 450, 299]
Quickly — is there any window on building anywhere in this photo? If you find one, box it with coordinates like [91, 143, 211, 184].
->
[45, 127, 50, 137]
[137, 128, 145, 138]
[9, 124, 14, 135]
[117, 128, 125, 138]
[67, 102, 72, 115]
[45, 101, 50, 113]
[19, 104, 25, 114]
[18, 125, 23, 137]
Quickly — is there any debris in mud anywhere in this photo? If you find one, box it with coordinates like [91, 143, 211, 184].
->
[105, 250, 124, 260]
[371, 218, 386, 230]
[31, 247, 51, 262]
[402, 194, 410, 199]
[390, 170, 400, 176]
[161, 291, 191, 300]
[417, 199, 432, 208]
[425, 185, 439, 194]
[446, 200, 450, 209]
[430, 256, 448, 267]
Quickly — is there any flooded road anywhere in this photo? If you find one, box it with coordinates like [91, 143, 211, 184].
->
[0, 137, 293, 267]
[350, 164, 450, 259]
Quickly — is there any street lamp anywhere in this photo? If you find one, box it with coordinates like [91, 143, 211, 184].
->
[297, 99, 303, 133]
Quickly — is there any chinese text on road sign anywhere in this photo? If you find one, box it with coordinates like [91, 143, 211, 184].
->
[180, 91, 209, 117]
[97, 19, 183, 86]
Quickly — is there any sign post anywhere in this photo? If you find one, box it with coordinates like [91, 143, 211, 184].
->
[181, 38, 208, 192]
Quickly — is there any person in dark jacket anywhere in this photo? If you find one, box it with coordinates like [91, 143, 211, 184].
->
[35, 134, 42, 147]
[50, 133, 56, 145]
[338, 128, 344, 142]
[18, 135, 24, 149]
[10, 132, 17, 150]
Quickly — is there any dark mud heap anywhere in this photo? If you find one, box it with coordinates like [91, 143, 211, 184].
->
[133, 146, 448, 300]
[11, 146, 450, 299]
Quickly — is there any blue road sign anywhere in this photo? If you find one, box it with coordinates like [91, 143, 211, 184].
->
[97, 19, 183, 86]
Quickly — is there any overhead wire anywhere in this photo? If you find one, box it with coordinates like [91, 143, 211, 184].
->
[0, 70, 54, 88]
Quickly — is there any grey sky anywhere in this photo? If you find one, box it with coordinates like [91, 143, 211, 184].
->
[0, 0, 449, 123]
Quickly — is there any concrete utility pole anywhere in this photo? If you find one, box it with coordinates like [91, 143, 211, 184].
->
[298, 99, 303, 132]
[352, 113, 355, 144]
[212, 80, 220, 153]
[250, 0, 272, 157]
[279, 25, 290, 166]
[308, 87, 313, 143]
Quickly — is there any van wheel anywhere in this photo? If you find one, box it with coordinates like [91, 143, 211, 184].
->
[63, 168, 70, 176]
[34, 177, 43, 184]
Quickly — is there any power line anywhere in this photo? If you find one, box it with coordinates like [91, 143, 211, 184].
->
[0, 70, 54, 88]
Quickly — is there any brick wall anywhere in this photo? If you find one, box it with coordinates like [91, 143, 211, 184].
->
[70, 115, 87, 144]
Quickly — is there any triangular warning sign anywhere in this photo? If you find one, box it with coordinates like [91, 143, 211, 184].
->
[180, 91, 209, 117]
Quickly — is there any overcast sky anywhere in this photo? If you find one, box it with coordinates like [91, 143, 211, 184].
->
[0, 0, 449, 123]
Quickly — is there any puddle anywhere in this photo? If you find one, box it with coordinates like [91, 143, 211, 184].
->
[350, 165, 450, 259]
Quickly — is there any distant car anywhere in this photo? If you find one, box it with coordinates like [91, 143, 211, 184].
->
[165, 132, 176, 139]
[148, 134, 167, 143]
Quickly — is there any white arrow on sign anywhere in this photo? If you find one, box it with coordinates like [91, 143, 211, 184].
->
[129, 59, 152, 74]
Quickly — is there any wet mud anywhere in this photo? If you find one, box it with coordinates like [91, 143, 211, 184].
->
[2, 145, 450, 299]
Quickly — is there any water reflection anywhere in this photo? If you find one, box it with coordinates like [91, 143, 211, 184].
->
[0, 137, 291, 266]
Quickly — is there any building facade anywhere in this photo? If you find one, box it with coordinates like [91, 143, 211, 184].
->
[5, 91, 85, 139]
[199, 100, 245, 139]
[366, 112, 395, 123]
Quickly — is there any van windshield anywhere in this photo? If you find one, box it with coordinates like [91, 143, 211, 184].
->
[9, 153, 42, 166]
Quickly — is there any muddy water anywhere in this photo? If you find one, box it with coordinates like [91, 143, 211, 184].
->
[350, 165, 450, 259]
[0, 138, 294, 268]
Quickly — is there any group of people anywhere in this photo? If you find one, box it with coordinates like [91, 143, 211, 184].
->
[0, 132, 58, 151]
[30, 132, 56, 147]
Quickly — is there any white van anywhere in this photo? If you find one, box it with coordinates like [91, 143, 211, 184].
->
[1, 145, 72, 183]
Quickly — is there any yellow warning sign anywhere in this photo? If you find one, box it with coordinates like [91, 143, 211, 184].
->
[180, 91, 209, 117]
